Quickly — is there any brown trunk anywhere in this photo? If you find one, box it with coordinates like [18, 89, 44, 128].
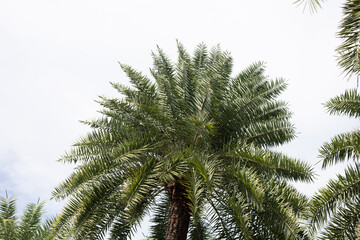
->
[165, 180, 191, 240]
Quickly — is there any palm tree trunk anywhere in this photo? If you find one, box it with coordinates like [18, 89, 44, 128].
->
[165, 180, 190, 240]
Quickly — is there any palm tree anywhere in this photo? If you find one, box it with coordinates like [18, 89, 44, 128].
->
[308, 89, 360, 239]
[295, 0, 360, 78]
[52, 42, 314, 240]
[0, 193, 55, 240]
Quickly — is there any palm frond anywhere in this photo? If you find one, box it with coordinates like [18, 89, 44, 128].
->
[175, 41, 197, 115]
[151, 47, 182, 119]
[294, 0, 325, 13]
[207, 193, 252, 240]
[308, 162, 360, 235]
[225, 145, 314, 182]
[192, 43, 208, 75]
[33, 217, 56, 240]
[318, 196, 360, 240]
[257, 189, 303, 240]
[118, 63, 158, 100]
[225, 166, 264, 210]
[336, 0, 360, 77]
[320, 129, 360, 169]
[0, 194, 17, 240]
[325, 89, 360, 118]
[53, 139, 153, 200]
[18, 201, 45, 240]
[149, 192, 170, 240]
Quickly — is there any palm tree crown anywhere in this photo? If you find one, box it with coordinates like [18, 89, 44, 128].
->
[52, 42, 314, 240]
[0, 193, 54, 240]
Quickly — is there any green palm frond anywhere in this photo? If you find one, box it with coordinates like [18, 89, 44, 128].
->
[33, 217, 56, 240]
[219, 76, 288, 135]
[318, 196, 360, 240]
[266, 179, 309, 218]
[0, 194, 17, 240]
[225, 166, 264, 210]
[0, 194, 54, 240]
[337, 0, 360, 77]
[118, 63, 158, 100]
[0, 194, 16, 221]
[320, 130, 360, 168]
[308, 163, 360, 236]
[149, 192, 170, 240]
[225, 144, 314, 182]
[309, 87, 360, 238]
[325, 88, 360, 118]
[18, 201, 45, 240]
[52, 138, 153, 200]
[185, 169, 208, 239]
[293, 0, 325, 13]
[258, 189, 303, 240]
[207, 192, 252, 240]
[187, 216, 210, 240]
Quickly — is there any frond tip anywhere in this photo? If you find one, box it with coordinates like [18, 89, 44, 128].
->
[293, 0, 325, 13]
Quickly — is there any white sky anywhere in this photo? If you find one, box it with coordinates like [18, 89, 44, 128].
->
[0, 0, 358, 238]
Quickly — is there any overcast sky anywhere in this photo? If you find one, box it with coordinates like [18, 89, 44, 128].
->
[0, 0, 358, 238]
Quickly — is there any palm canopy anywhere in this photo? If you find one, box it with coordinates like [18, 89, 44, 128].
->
[308, 89, 360, 239]
[0, 193, 54, 240]
[52, 42, 314, 240]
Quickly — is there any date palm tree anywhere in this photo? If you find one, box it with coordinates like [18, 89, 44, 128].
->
[0, 193, 55, 240]
[52, 42, 314, 240]
[295, 1, 360, 238]
[295, 0, 360, 77]
[308, 89, 360, 239]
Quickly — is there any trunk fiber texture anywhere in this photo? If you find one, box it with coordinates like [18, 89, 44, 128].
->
[165, 180, 191, 240]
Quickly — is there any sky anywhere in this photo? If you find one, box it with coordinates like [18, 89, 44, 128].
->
[0, 0, 358, 238]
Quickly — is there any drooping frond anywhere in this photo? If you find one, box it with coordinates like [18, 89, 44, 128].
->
[187, 216, 210, 240]
[320, 129, 360, 169]
[308, 162, 360, 236]
[225, 145, 314, 182]
[224, 165, 264, 210]
[149, 192, 170, 240]
[54, 158, 160, 240]
[255, 187, 303, 240]
[185, 169, 209, 240]
[53, 137, 153, 200]
[266, 179, 309, 218]
[207, 192, 252, 240]
[318, 196, 360, 240]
